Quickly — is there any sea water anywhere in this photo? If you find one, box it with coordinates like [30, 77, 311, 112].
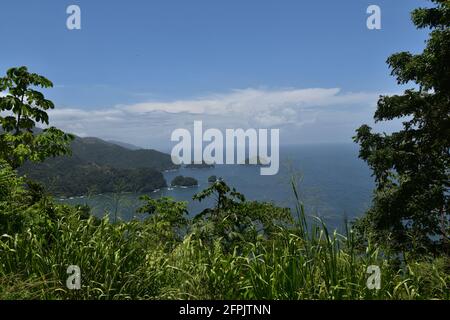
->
[60, 143, 374, 230]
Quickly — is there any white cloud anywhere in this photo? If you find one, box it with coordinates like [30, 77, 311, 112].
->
[122, 88, 376, 121]
[45, 87, 382, 149]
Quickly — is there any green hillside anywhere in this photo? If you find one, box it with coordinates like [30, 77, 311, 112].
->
[18, 135, 176, 196]
[70, 136, 177, 171]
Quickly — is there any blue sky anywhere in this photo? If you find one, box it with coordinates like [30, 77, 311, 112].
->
[0, 0, 430, 149]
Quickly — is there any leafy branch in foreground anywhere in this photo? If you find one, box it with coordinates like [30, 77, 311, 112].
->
[0, 66, 74, 169]
[191, 180, 292, 251]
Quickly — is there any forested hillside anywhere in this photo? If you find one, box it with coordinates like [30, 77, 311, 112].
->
[18, 135, 176, 196]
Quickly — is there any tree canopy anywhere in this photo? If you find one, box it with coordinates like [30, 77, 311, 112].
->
[354, 0, 449, 254]
[0, 66, 74, 169]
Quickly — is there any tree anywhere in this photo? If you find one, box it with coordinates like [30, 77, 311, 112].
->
[137, 196, 189, 244]
[354, 0, 449, 254]
[0, 66, 74, 169]
[192, 180, 292, 250]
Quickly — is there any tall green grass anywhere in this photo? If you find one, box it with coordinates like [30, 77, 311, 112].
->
[0, 206, 448, 299]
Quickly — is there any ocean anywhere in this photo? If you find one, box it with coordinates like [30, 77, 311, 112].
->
[61, 143, 375, 229]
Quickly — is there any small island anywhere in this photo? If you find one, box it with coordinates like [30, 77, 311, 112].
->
[171, 175, 199, 187]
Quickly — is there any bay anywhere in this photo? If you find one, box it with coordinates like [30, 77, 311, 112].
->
[60, 143, 374, 229]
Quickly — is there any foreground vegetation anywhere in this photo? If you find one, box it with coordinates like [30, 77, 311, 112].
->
[0, 160, 448, 300]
